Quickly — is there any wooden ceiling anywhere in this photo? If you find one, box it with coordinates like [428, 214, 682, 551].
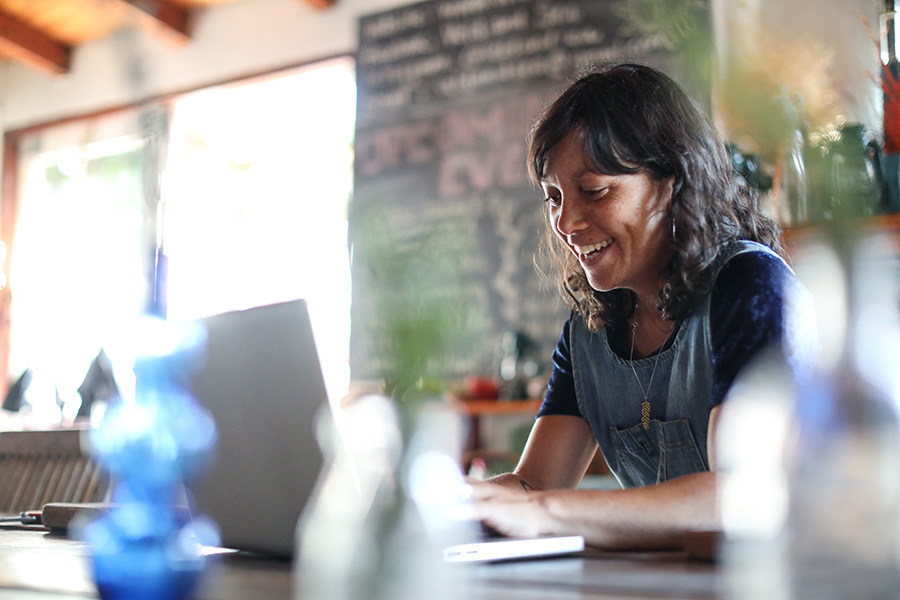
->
[0, 0, 336, 76]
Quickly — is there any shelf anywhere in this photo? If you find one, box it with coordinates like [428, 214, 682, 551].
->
[446, 396, 542, 416]
[782, 213, 900, 257]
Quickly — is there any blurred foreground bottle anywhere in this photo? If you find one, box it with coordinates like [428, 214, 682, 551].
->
[294, 395, 473, 600]
[826, 124, 884, 219]
[774, 128, 809, 226]
[84, 317, 219, 600]
[720, 231, 900, 599]
[782, 234, 900, 599]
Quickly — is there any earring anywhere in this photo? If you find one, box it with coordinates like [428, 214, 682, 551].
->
[671, 217, 676, 241]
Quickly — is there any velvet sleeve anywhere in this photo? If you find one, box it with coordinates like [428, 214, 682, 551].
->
[708, 251, 794, 408]
[536, 314, 583, 418]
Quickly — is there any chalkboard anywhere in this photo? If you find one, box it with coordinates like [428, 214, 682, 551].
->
[350, 0, 711, 386]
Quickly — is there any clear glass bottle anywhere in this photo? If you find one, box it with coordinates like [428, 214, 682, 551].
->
[773, 128, 809, 226]
[720, 231, 900, 599]
[294, 396, 470, 600]
[781, 234, 900, 599]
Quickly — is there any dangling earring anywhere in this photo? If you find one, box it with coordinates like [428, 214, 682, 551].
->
[671, 217, 676, 241]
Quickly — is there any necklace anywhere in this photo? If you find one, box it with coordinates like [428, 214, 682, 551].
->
[629, 320, 665, 430]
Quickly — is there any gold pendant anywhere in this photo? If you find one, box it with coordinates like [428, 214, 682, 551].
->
[641, 401, 651, 430]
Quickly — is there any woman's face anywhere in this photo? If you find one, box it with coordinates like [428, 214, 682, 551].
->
[541, 130, 674, 297]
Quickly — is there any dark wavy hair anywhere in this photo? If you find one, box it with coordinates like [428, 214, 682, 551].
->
[529, 63, 783, 331]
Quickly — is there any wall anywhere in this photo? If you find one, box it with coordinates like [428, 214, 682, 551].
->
[0, 0, 402, 131]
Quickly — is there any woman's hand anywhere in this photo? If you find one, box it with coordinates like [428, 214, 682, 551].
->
[461, 415, 596, 539]
[469, 481, 550, 539]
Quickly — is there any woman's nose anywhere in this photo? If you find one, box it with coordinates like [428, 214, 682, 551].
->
[555, 197, 588, 236]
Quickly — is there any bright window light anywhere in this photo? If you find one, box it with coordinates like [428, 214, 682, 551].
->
[162, 56, 355, 405]
[6, 56, 355, 424]
[10, 127, 149, 425]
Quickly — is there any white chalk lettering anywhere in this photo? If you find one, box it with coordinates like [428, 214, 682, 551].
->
[435, 50, 570, 97]
[440, 18, 491, 45]
[490, 8, 529, 36]
[562, 26, 606, 48]
[361, 7, 431, 41]
[358, 34, 436, 66]
[436, 0, 492, 19]
[533, 2, 582, 28]
[362, 54, 453, 87]
[459, 31, 561, 67]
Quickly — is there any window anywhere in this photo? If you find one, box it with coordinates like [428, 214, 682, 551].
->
[9, 112, 150, 425]
[6, 56, 355, 424]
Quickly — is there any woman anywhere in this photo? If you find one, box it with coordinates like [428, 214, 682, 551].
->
[472, 63, 805, 549]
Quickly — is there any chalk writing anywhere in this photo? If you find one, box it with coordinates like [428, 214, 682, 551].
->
[356, 91, 547, 196]
[459, 31, 562, 67]
[532, 1, 582, 28]
[436, 0, 533, 20]
[358, 33, 438, 66]
[361, 5, 432, 41]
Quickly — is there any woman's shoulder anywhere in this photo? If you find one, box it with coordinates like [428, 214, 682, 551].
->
[705, 242, 805, 407]
[691, 240, 790, 305]
[708, 244, 794, 338]
[715, 243, 792, 291]
[718, 239, 787, 268]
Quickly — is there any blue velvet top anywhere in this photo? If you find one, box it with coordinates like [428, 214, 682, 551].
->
[538, 249, 795, 420]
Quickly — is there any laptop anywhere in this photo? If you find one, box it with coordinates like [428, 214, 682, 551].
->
[188, 299, 329, 558]
[187, 299, 582, 563]
[442, 518, 585, 563]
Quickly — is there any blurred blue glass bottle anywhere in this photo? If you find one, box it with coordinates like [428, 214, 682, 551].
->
[84, 239, 219, 599]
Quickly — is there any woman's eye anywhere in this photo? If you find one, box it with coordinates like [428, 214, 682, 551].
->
[543, 193, 561, 206]
[582, 187, 607, 198]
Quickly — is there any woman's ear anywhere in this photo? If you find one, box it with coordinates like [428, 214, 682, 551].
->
[664, 176, 676, 206]
[665, 177, 677, 241]
[654, 175, 676, 215]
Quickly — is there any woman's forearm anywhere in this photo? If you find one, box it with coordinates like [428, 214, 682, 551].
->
[474, 471, 718, 550]
[483, 471, 537, 492]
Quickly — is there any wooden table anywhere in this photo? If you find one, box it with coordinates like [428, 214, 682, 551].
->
[0, 524, 721, 599]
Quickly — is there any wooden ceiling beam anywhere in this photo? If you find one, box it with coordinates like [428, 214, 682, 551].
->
[301, 0, 337, 9]
[120, 0, 192, 46]
[0, 9, 71, 75]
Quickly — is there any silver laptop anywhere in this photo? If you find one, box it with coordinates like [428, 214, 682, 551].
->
[188, 299, 328, 558]
[186, 299, 582, 562]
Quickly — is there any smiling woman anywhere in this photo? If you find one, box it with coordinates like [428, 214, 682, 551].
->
[470, 63, 815, 550]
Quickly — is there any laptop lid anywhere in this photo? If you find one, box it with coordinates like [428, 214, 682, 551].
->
[188, 299, 328, 557]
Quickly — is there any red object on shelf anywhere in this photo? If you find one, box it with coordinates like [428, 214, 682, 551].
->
[883, 62, 900, 153]
[463, 376, 500, 400]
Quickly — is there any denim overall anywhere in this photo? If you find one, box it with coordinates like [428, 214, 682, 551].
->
[570, 241, 785, 488]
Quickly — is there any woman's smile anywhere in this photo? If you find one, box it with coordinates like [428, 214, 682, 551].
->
[574, 239, 614, 268]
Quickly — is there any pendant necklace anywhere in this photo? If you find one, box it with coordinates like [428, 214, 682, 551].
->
[629, 319, 666, 430]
